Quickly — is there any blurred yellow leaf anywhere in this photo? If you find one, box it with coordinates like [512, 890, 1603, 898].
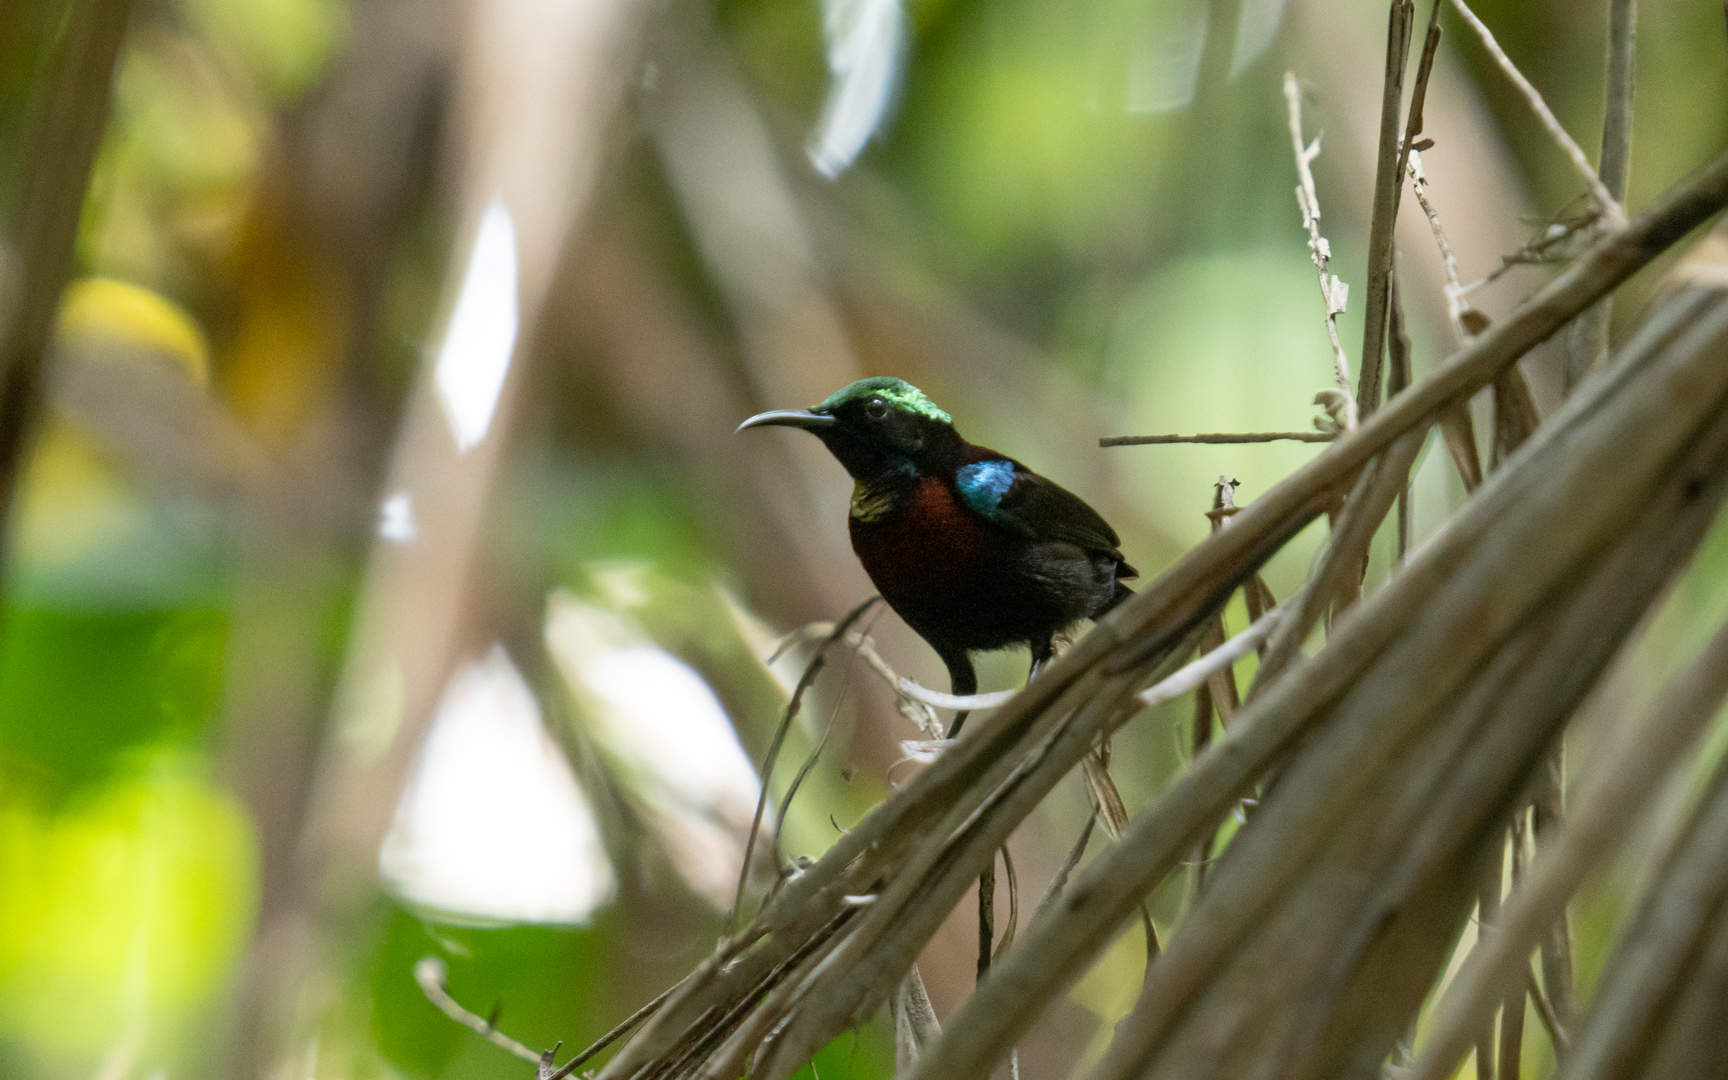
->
[58, 277, 211, 385]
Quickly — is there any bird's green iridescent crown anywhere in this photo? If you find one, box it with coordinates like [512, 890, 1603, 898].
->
[816, 377, 952, 424]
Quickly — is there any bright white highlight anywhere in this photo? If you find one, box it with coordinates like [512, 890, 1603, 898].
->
[808, 0, 906, 178]
[379, 491, 416, 543]
[546, 595, 763, 908]
[380, 646, 616, 923]
[434, 198, 519, 453]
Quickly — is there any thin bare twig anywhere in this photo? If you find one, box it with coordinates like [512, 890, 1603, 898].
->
[549, 985, 677, 1079]
[1408, 151, 1477, 339]
[1564, 0, 1638, 391]
[1357, 0, 1415, 417]
[1036, 813, 1096, 917]
[1458, 211, 1600, 299]
[1284, 72, 1360, 433]
[730, 596, 881, 934]
[1394, 1, 1446, 211]
[1388, 266, 1414, 564]
[1498, 815, 1528, 1080]
[1448, 0, 1624, 225]
[1525, 961, 1570, 1057]
[1404, 152, 1499, 491]
[415, 957, 550, 1070]
[1100, 432, 1336, 446]
[1141, 603, 1285, 710]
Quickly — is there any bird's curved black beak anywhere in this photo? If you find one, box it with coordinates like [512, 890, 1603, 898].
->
[736, 409, 839, 434]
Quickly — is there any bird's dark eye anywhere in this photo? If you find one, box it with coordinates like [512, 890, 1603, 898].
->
[863, 398, 889, 420]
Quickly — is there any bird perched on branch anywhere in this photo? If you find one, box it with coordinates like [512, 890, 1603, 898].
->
[739, 377, 1137, 734]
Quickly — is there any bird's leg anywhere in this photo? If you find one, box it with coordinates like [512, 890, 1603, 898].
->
[942, 649, 977, 739]
[1028, 637, 1054, 682]
[936, 648, 996, 982]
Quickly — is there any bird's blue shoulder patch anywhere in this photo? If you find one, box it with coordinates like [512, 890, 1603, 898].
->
[956, 460, 1017, 517]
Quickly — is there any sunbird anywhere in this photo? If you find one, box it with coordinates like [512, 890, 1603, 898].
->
[739, 377, 1136, 733]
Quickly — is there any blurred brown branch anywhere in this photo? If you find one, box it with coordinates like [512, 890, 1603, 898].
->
[0, 0, 132, 592]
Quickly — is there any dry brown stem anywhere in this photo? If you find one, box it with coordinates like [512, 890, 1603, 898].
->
[1355, 0, 1415, 417]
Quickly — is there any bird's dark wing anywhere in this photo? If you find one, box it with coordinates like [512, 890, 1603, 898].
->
[956, 459, 1123, 554]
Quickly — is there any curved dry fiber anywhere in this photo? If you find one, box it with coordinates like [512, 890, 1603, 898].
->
[903, 280, 1728, 1080]
[1563, 748, 1728, 1080]
[1081, 288, 1728, 1080]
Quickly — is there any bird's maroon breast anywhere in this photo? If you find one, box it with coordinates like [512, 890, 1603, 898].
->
[849, 475, 994, 618]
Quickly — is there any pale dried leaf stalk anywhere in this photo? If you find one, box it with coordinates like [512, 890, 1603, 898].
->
[1284, 71, 1360, 433]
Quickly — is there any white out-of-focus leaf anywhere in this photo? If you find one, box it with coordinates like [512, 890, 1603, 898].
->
[378, 491, 416, 543]
[546, 593, 764, 908]
[380, 645, 616, 923]
[808, 0, 907, 178]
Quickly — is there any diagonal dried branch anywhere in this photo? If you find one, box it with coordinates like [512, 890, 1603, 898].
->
[1562, 708, 1728, 1078]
